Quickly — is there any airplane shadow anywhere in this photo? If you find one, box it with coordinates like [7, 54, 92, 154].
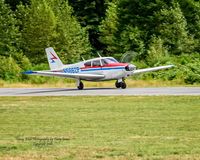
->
[19, 87, 116, 95]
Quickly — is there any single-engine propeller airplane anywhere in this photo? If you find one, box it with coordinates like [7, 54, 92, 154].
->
[23, 47, 174, 89]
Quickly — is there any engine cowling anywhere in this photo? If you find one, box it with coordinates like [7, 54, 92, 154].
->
[125, 64, 136, 71]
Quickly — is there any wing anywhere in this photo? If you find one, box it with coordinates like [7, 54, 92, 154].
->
[23, 70, 105, 80]
[132, 65, 174, 75]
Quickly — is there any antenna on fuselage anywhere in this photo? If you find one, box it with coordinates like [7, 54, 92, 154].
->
[97, 52, 103, 66]
[97, 52, 102, 58]
[81, 56, 85, 62]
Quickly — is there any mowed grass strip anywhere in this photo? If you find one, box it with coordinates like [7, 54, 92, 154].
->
[0, 96, 200, 159]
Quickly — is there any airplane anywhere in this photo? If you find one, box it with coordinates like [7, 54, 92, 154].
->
[23, 47, 174, 90]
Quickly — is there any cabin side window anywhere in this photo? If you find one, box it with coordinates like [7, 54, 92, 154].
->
[101, 59, 108, 65]
[84, 61, 92, 67]
[92, 60, 101, 67]
[104, 58, 118, 64]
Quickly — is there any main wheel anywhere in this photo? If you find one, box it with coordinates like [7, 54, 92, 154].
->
[121, 82, 127, 89]
[115, 81, 121, 88]
[77, 81, 84, 90]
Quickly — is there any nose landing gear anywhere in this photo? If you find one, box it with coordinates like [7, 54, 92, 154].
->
[121, 81, 127, 89]
[115, 81, 121, 88]
[115, 80, 127, 89]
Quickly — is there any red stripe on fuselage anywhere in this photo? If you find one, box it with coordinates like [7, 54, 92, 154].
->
[80, 63, 128, 69]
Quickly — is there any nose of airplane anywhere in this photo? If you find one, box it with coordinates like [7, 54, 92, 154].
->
[125, 64, 136, 71]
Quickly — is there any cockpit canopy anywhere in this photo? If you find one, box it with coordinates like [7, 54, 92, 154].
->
[84, 57, 119, 67]
[102, 58, 118, 64]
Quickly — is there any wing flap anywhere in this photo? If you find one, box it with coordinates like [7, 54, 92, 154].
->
[23, 70, 105, 79]
[133, 65, 174, 75]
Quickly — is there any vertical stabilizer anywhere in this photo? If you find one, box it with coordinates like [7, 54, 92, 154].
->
[45, 47, 63, 70]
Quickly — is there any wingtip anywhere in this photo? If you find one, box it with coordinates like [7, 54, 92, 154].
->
[165, 64, 175, 68]
[22, 70, 35, 74]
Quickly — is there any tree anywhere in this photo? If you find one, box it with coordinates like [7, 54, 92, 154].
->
[0, 0, 20, 57]
[19, 0, 91, 64]
[50, 0, 91, 63]
[5, 0, 29, 10]
[68, 0, 106, 51]
[154, 2, 195, 55]
[177, 0, 200, 51]
[99, 2, 119, 55]
[19, 0, 57, 63]
[99, 1, 144, 59]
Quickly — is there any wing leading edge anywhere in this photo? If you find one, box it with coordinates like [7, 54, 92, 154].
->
[23, 70, 105, 80]
[132, 65, 174, 75]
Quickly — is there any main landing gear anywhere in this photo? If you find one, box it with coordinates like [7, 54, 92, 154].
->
[77, 80, 126, 90]
[77, 81, 84, 90]
[115, 80, 127, 89]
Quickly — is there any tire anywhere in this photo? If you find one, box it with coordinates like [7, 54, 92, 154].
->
[115, 81, 121, 88]
[121, 82, 126, 89]
[77, 81, 84, 90]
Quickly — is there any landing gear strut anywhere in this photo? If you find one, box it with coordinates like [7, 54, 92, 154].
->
[77, 81, 84, 90]
[115, 80, 127, 89]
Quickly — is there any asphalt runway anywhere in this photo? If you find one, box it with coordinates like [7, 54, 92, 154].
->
[0, 87, 199, 96]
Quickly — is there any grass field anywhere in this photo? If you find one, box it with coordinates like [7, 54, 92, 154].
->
[0, 96, 200, 160]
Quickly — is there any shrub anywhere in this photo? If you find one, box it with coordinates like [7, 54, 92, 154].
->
[0, 56, 21, 81]
[134, 53, 200, 84]
[28, 63, 54, 84]
[184, 62, 200, 84]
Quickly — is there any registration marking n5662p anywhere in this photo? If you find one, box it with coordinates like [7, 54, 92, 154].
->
[63, 67, 79, 73]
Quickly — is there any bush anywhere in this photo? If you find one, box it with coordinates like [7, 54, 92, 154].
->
[0, 56, 21, 81]
[28, 63, 54, 84]
[134, 53, 200, 84]
[184, 62, 200, 84]
[147, 36, 170, 66]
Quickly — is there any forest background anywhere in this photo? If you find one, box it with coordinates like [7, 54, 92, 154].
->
[0, 0, 200, 84]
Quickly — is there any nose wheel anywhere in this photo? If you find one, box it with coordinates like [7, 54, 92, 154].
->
[77, 81, 84, 90]
[121, 81, 127, 89]
[115, 81, 121, 88]
[115, 80, 127, 89]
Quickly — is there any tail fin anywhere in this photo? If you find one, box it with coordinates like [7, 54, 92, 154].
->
[45, 47, 63, 70]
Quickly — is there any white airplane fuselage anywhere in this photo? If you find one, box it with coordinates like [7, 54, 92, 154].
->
[51, 57, 136, 81]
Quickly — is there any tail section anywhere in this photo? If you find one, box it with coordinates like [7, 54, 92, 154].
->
[45, 47, 63, 70]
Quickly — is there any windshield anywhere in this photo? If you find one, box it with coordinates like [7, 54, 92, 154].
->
[103, 58, 118, 64]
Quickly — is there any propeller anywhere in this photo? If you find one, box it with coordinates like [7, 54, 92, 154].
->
[120, 51, 138, 71]
[120, 51, 138, 63]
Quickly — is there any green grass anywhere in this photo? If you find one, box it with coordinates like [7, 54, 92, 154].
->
[0, 96, 200, 159]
